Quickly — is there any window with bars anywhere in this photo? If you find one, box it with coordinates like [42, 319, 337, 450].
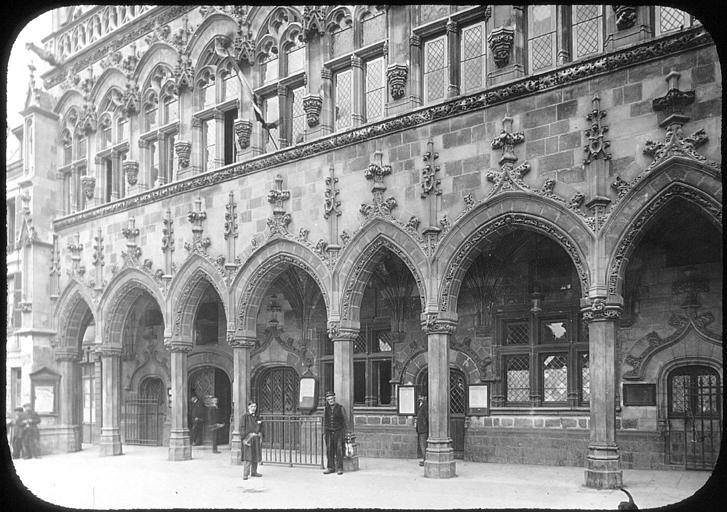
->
[291, 86, 306, 145]
[424, 35, 448, 104]
[571, 5, 603, 60]
[460, 22, 486, 93]
[668, 366, 721, 417]
[335, 69, 353, 130]
[528, 5, 557, 72]
[542, 354, 568, 402]
[579, 352, 590, 403]
[506, 355, 530, 403]
[365, 57, 385, 122]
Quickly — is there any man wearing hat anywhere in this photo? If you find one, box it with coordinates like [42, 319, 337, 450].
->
[21, 403, 41, 459]
[415, 394, 428, 467]
[323, 391, 347, 475]
[240, 402, 263, 480]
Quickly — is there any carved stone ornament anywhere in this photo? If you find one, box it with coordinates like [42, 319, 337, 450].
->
[121, 81, 141, 116]
[51, 27, 714, 232]
[420, 140, 441, 197]
[581, 298, 622, 323]
[302, 5, 327, 42]
[584, 94, 611, 164]
[488, 26, 515, 68]
[123, 160, 139, 186]
[267, 174, 292, 236]
[121, 217, 142, 263]
[186, 197, 210, 253]
[224, 191, 239, 240]
[161, 209, 174, 254]
[302, 94, 323, 127]
[613, 6, 638, 30]
[80, 176, 96, 200]
[487, 114, 530, 197]
[233, 119, 252, 149]
[324, 168, 341, 219]
[361, 151, 397, 219]
[174, 140, 192, 168]
[421, 313, 457, 335]
[386, 64, 408, 100]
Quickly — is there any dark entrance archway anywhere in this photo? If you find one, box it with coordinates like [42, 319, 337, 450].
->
[188, 366, 231, 446]
[417, 368, 467, 459]
[256, 365, 299, 415]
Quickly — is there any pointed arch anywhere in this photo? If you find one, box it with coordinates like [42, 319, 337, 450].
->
[187, 13, 238, 64]
[99, 267, 166, 347]
[336, 219, 429, 323]
[603, 161, 722, 299]
[399, 349, 480, 386]
[89, 67, 126, 105]
[232, 238, 331, 335]
[437, 193, 593, 314]
[167, 254, 231, 341]
[54, 280, 97, 350]
[54, 89, 84, 117]
[134, 42, 177, 86]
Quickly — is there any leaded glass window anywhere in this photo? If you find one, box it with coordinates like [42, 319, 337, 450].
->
[505, 320, 529, 345]
[506, 355, 530, 403]
[365, 57, 385, 122]
[203, 118, 216, 171]
[420, 5, 449, 25]
[262, 55, 279, 83]
[144, 103, 158, 131]
[571, 5, 603, 60]
[528, 5, 556, 72]
[362, 11, 385, 47]
[656, 7, 690, 35]
[332, 26, 353, 57]
[669, 366, 721, 417]
[579, 352, 590, 402]
[163, 97, 178, 123]
[223, 75, 239, 101]
[62, 130, 73, 164]
[424, 35, 448, 104]
[264, 96, 279, 153]
[101, 121, 112, 149]
[460, 22, 486, 93]
[542, 354, 568, 402]
[287, 44, 305, 75]
[202, 78, 215, 108]
[541, 319, 568, 343]
[291, 86, 306, 145]
[335, 69, 353, 130]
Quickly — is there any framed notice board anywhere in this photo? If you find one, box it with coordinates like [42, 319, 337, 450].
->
[298, 375, 318, 413]
[397, 385, 416, 415]
[622, 383, 656, 406]
[468, 383, 490, 415]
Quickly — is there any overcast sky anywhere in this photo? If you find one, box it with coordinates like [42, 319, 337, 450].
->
[6, 9, 52, 163]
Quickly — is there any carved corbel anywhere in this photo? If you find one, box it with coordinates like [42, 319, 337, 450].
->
[488, 26, 515, 68]
[302, 94, 323, 127]
[386, 64, 408, 100]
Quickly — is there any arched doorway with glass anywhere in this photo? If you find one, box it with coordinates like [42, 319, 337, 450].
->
[416, 367, 467, 459]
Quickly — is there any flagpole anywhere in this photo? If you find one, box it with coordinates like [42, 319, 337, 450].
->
[217, 39, 279, 151]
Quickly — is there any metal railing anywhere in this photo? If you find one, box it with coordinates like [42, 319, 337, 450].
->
[259, 414, 324, 468]
[123, 398, 164, 446]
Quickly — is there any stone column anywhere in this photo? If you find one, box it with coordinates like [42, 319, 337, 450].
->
[213, 109, 225, 169]
[446, 19, 459, 98]
[98, 345, 123, 456]
[351, 55, 364, 127]
[581, 298, 622, 489]
[409, 34, 423, 108]
[166, 339, 192, 461]
[422, 314, 456, 478]
[229, 335, 255, 465]
[333, 327, 359, 472]
[55, 347, 81, 452]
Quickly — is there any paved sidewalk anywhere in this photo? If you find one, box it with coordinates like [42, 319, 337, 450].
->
[9, 445, 718, 510]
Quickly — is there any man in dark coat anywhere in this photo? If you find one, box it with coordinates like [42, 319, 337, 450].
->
[207, 397, 222, 453]
[21, 403, 41, 459]
[189, 396, 205, 446]
[323, 391, 346, 475]
[10, 407, 24, 458]
[240, 402, 262, 480]
[415, 394, 428, 467]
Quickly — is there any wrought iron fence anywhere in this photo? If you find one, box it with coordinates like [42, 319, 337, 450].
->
[124, 398, 164, 446]
[259, 414, 324, 467]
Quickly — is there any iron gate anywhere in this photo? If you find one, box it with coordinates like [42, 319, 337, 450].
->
[667, 366, 722, 470]
[259, 414, 324, 467]
[124, 398, 165, 446]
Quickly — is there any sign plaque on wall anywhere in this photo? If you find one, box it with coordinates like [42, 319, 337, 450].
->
[298, 376, 317, 413]
[397, 385, 416, 415]
[468, 384, 490, 415]
[622, 383, 657, 406]
[34, 385, 55, 414]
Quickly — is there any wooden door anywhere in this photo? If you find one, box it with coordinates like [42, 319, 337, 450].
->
[417, 368, 468, 459]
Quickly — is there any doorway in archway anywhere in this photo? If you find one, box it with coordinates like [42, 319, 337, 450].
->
[188, 366, 231, 445]
[417, 368, 467, 459]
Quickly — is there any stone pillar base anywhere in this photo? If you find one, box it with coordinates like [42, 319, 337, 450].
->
[424, 438, 456, 478]
[55, 425, 82, 452]
[584, 444, 622, 489]
[99, 428, 122, 456]
[230, 432, 242, 465]
[168, 430, 192, 461]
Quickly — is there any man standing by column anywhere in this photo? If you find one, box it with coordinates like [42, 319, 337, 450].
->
[241, 402, 262, 480]
[189, 396, 205, 446]
[415, 394, 429, 467]
[323, 391, 346, 475]
[207, 397, 222, 453]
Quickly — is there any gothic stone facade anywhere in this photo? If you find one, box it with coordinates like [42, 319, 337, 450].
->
[12, 5, 721, 488]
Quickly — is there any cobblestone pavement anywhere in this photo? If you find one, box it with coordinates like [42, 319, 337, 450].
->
[9, 445, 718, 510]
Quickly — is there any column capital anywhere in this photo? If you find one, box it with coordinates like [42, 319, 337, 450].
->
[97, 344, 122, 357]
[421, 313, 457, 335]
[330, 323, 359, 342]
[350, 55, 363, 69]
[409, 34, 421, 47]
[228, 332, 256, 349]
[55, 347, 81, 362]
[580, 297, 623, 323]
[164, 339, 193, 353]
